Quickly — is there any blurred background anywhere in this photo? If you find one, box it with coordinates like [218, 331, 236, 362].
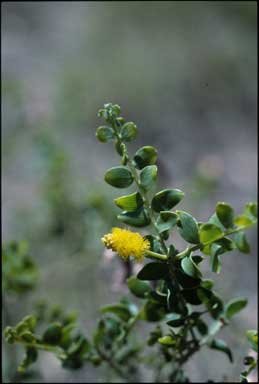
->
[2, 1, 257, 382]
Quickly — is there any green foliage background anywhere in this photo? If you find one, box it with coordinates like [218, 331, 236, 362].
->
[2, 2, 257, 382]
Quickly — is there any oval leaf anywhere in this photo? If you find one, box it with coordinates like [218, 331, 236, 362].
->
[158, 335, 175, 345]
[152, 189, 184, 213]
[176, 211, 200, 244]
[137, 262, 169, 280]
[117, 208, 150, 227]
[199, 223, 223, 244]
[105, 167, 133, 188]
[156, 211, 178, 233]
[225, 297, 247, 319]
[100, 304, 131, 321]
[133, 146, 157, 169]
[120, 122, 137, 142]
[139, 165, 157, 191]
[127, 276, 151, 298]
[234, 232, 250, 254]
[96, 126, 114, 142]
[216, 202, 234, 228]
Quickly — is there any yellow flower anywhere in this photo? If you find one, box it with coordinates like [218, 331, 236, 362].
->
[101, 227, 150, 262]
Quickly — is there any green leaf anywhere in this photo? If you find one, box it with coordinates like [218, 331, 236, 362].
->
[200, 279, 214, 290]
[195, 319, 208, 336]
[192, 255, 204, 264]
[208, 212, 225, 231]
[42, 322, 63, 345]
[166, 313, 185, 327]
[181, 256, 202, 279]
[158, 335, 176, 345]
[199, 223, 223, 244]
[246, 330, 258, 352]
[100, 304, 131, 322]
[133, 146, 157, 169]
[216, 202, 234, 228]
[18, 347, 38, 373]
[175, 267, 201, 289]
[96, 126, 114, 142]
[117, 208, 150, 227]
[209, 339, 233, 363]
[182, 288, 202, 305]
[234, 215, 254, 227]
[152, 189, 184, 213]
[137, 262, 169, 280]
[120, 122, 137, 141]
[210, 243, 222, 274]
[104, 167, 133, 188]
[127, 276, 151, 298]
[115, 140, 126, 156]
[225, 297, 247, 319]
[234, 232, 250, 253]
[139, 165, 157, 191]
[156, 211, 178, 233]
[244, 202, 258, 219]
[141, 300, 165, 322]
[114, 192, 143, 212]
[176, 211, 200, 244]
[144, 235, 162, 254]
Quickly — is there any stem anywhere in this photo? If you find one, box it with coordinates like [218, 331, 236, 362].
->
[145, 250, 168, 261]
[96, 346, 127, 380]
[16, 339, 63, 354]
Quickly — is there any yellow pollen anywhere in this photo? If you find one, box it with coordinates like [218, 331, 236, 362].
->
[101, 227, 150, 262]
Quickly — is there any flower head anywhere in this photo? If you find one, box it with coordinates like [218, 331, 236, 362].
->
[101, 227, 150, 262]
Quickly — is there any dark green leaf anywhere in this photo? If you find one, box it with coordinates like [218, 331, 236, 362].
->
[152, 189, 184, 212]
[166, 313, 185, 327]
[137, 262, 169, 280]
[133, 146, 157, 169]
[208, 212, 225, 231]
[175, 267, 201, 289]
[141, 300, 165, 322]
[244, 202, 258, 219]
[195, 319, 208, 335]
[139, 165, 157, 191]
[42, 322, 63, 345]
[234, 232, 250, 253]
[117, 208, 150, 227]
[176, 211, 200, 244]
[192, 255, 204, 264]
[182, 288, 202, 305]
[216, 202, 234, 228]
[209, 339, 233, 363]
[201, 279, 214, 290]
[156, 211, 178, 233]
[210, 243, 222, 274]
[104, 167, 133, 188]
